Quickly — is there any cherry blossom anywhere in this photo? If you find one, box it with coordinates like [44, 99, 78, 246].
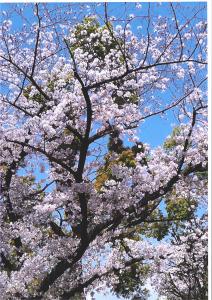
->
[0, 3, 207, 299]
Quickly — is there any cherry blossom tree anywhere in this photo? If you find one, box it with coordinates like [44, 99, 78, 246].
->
[0, 3, 207, 299]
[151, 214, 208, 300]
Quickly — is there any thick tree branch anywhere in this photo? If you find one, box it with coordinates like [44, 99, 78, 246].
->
[86, 59, 206, 91]
[1, 149, 27, 222]
[5, 138, 76, 177]
[61, 256, 144, 299]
